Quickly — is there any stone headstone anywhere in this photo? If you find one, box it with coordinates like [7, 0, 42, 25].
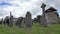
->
[25, 11, 33, 28]
[3, 18, 6, 26]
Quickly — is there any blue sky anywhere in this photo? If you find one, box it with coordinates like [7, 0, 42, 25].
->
[0, 0, 60, 19]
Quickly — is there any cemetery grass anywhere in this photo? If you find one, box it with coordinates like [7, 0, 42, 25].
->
[0, 23, 60, 34]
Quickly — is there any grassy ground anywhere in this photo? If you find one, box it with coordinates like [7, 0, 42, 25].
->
[0, 23, 60, 34]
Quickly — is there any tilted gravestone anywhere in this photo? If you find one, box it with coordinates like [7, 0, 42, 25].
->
[20, 18, 25, 28]
[15, 17, 24, 28]
[25, 11, 33, 28]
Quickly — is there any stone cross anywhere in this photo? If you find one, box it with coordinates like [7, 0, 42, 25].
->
[41, 3, 46, 15]
[41, 3, 49, 27]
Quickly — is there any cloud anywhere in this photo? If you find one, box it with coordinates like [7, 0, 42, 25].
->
[0, 0, 60, 19]
[0, 0, 43, 18]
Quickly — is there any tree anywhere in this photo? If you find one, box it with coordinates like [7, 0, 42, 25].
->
[37, 15, 41, 23]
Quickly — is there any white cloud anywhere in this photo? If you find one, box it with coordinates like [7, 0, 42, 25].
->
[0, 0, 43, 19]
[0, 0, 60, 19]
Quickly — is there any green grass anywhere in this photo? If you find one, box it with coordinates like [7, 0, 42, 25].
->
[0, 23, 60, 34]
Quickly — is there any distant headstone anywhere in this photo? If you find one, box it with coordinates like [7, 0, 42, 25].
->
[15, 18, 19, 27]
[3, 16, 9, 26]
[0, 18, 3, 25]
[1, 18, 3, 24]
[6, 17, 9, 26]
[3, 18, 6, 25]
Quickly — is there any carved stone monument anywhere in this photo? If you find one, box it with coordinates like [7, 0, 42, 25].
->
[45, 7, 59, 24]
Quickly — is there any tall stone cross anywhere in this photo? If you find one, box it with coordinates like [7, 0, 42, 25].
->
[41, 3, 49, 27]
[41, 3, 46, 15]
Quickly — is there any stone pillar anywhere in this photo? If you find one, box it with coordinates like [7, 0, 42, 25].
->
[9, 12, 14, 27]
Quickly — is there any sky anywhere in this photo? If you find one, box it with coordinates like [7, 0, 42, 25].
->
[0, 0, 60, 19]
